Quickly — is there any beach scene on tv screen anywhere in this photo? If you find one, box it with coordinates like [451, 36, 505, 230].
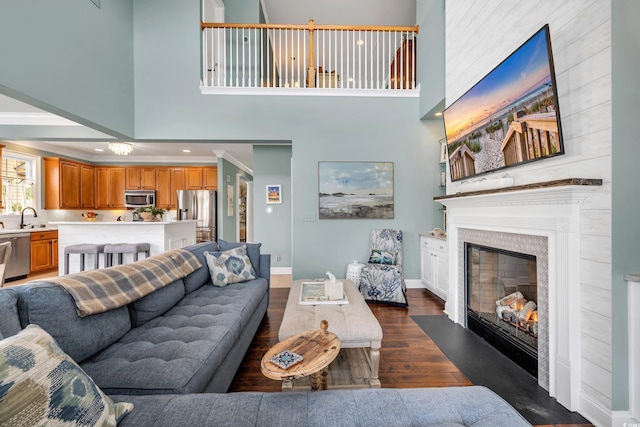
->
[444, 26, 563, 181]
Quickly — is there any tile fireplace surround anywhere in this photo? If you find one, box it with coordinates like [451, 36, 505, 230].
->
[436, 178, 602, 412]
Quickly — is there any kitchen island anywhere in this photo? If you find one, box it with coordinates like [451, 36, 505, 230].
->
[50, 220, 197, 275]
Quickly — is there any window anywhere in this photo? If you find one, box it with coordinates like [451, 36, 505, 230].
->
[2, 152, 37, 214]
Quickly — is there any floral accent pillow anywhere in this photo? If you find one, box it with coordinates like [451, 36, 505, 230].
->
[203, 246, 257, 287]
[0, 324, 133, 427]
[368, 249, 397, 265]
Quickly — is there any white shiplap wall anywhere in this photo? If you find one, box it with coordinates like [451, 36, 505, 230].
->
[445, 1, 612, 424]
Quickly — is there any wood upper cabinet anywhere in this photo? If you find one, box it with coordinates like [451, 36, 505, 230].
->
[186, 167, 218, 190]
[96, 167, 126, 209]
[80, 164, 95, 209]
[155, 167, 171, 210]
[44, 158, 93, 209]
[126, 167, 156, 190]
[170, 167, 186, 209]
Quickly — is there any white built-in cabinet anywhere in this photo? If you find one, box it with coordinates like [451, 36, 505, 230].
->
[420, 235, 448, 301]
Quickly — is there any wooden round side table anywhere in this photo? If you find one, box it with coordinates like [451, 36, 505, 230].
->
[261, 320, 340, 391]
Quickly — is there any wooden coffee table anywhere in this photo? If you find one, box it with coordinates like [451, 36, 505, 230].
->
[279, 279, 383, 389]
[261, 320, 340, 391]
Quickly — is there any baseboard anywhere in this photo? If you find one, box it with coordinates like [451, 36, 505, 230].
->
[271, 267, 292, 275]
[580, 393, 616, 427]
[612, 410, 639, 427]
[405, 279, 425, 289]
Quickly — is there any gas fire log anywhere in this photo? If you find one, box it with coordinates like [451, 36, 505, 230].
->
[518, 301, 537, 322]
[496, 291, 524, 307]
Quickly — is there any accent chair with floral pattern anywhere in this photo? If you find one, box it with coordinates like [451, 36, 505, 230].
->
[358, 229, 408, 307]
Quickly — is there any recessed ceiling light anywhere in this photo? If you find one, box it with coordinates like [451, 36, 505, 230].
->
[357, 39, 364, 46]
[348, 77, 354, 82]
[182, 149, 191, 153]
[435, 112, 443, 117]
[94, 148, 104, 152]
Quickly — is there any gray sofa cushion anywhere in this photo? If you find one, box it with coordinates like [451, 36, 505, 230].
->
[111, 386, 532, 426]
[128, 279, 185, 327]
[0, 288, 21, 339]
[218, 240, 262, 274]
[80, 277, 269, 395]
[182, 241, 219, 293]
[15, 282, 132, 362]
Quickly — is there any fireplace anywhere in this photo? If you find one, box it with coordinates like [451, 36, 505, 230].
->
[465, 243, 538, 377]
[437, 178, 602, 410]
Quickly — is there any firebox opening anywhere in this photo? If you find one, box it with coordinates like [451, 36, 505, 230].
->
[465, 243, 538, 378]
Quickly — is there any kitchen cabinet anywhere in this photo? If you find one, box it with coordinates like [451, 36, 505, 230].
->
[80, 164, 95, 208]
[126, 167, 156, 190]
[186, 167, 218, 190]
[170, 168, 186, 209]
[420, 235, 448, 300]
[155, 167, 172, 210]
[96, 167, 126, 209]
[44, 158, 93, 209]
[30, 230, 58, 272]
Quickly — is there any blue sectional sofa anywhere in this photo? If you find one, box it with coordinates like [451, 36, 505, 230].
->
[13, 240, 271, 395]
[0, 241, 531, 427]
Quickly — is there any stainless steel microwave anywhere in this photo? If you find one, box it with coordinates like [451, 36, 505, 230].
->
[124, 190, 156, 208]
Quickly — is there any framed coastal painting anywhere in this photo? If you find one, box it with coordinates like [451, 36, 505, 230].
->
[266, 185, 282, 204]
[318, 161, 394, 219]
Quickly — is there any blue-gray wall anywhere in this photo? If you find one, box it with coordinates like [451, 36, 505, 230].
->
[130, 0, 441, 280]
[611, 0, 639, 411]
[417, 0, 445, 118]
[0, 0, 135, 138]
[253, 145, 292, 269]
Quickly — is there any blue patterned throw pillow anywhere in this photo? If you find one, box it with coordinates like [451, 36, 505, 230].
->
[0, 324, 133, 427]
[368, 249, 396, 265]
[203, 245, 257, 287]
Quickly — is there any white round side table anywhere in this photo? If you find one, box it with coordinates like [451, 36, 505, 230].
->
[346, 261, 365, 287]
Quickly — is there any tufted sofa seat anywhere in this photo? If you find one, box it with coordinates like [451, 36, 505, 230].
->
[14, 240, 270, 395]
[110, 386, 531, 427]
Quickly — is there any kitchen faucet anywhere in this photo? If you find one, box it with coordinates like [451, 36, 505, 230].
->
[19, 207, 38, 229]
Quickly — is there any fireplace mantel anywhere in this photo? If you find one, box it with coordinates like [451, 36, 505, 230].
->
[435, 178, 602, 207]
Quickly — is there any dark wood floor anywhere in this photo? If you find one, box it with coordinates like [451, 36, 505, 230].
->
[229, 287, 593, 427]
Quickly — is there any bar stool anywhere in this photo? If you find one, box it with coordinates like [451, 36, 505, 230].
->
[104, 243, 151, 267]
[64, 244, 105, 274]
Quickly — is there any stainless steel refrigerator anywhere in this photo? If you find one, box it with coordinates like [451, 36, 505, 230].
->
[176, 190, 217, 242]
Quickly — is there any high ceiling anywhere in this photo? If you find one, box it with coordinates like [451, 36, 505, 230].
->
[0, 0, 416, 170]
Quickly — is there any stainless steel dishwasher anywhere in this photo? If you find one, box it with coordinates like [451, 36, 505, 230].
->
[0, 232, 31, 282]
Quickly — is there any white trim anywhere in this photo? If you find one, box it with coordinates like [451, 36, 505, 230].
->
[628, 276, 640, 420]
[200, 86, 420, 98]
[0, 112, 82, 126]
[612, 410, 639, 427]
[579, 393, 618, 427]
[271, 267, 292, 275]
[405, 279, 424, 289]
[213, 150, 253, 175]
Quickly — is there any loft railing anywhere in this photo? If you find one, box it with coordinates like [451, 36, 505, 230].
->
[200, 20, 418, 92]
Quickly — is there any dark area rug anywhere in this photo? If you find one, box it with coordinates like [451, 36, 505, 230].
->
[411, 314, 589, 426]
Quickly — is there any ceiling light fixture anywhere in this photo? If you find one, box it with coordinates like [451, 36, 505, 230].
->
[108, 142, 133, 156]
[182, 149, 191, 153]
[434, 112, 443, 117]
[94, 148, 104, 152]
[357, 39, 364, 46]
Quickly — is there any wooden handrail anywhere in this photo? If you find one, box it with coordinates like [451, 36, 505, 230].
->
[201, 21, 419, 34]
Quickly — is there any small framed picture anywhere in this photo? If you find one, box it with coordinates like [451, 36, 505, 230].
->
[440, 139, 447, 163]
[266, 185, 282, 204]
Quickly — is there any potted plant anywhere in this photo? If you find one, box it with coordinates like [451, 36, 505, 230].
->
[133, 206, 165, 222]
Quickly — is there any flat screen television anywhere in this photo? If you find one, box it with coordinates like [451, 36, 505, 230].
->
[443, 24, 564, 182]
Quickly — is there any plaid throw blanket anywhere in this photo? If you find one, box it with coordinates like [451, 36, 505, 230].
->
[49, 248, 202, 317]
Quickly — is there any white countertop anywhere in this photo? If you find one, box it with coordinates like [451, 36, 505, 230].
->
[0, 227, 58, 235]
[50, 220, 197, 225]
